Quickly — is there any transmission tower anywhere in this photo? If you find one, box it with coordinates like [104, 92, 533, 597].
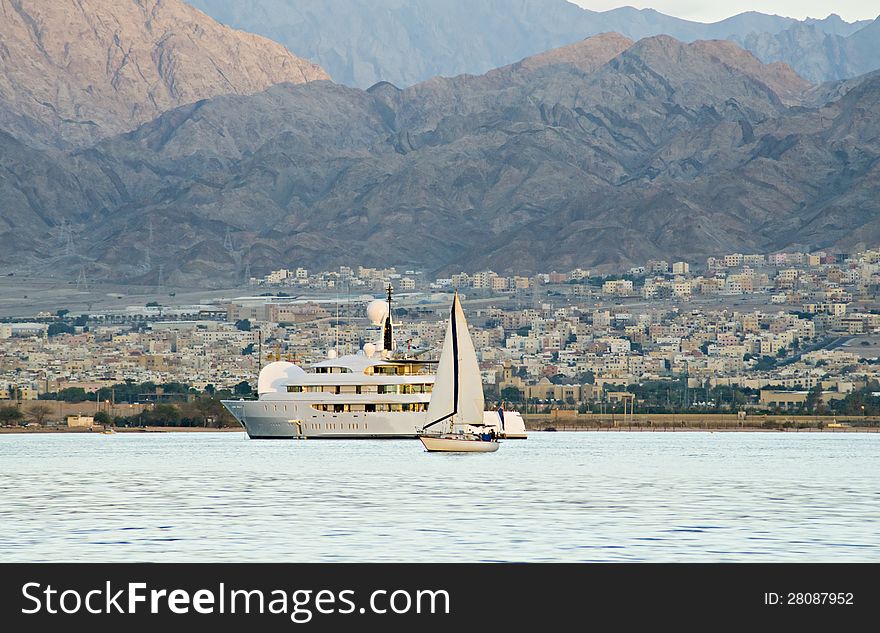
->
[145, 218, 154, 270]
[76, 266, 88, 290]
[60, 220, 75, 257]
[224, 227, 235, 254]
[156, 264, 165, 295]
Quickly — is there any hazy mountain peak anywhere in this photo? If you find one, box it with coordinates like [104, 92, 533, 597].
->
[186, 0, 878, 88]
[511, 32, 635, 74]
[689, 39, 811, 103]
[0, 0, 329, 148]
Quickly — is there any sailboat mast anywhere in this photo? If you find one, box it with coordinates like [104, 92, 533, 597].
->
[451, 293, 459, 427]
[422, 293, 460, 432]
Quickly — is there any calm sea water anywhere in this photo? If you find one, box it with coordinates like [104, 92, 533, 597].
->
[1, 432, 878, 562]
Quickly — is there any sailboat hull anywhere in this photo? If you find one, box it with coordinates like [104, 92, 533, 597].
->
[419, 435, 500, 453]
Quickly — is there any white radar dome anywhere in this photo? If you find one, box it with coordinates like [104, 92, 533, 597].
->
[327, 349, 338, 359]
[366, 299, 389, 326]
[363, 342, 376, 358]
[258, 361, 306, 396]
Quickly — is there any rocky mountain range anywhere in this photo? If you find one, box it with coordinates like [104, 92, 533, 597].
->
[0, 0, 328, 148]
[2, 31, 879, 284]
[186, 0, 878, 86]
[732, 16, 880, 83]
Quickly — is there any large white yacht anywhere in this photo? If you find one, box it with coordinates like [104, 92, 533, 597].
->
[222, 289, 526, 440]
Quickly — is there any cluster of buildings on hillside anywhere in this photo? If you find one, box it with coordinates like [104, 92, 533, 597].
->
[4, 248, 880, 413]
[253, 249, 879, 300]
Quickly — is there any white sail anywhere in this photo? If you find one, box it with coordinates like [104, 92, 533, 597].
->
[424, 293, 485, 432]
[454, 296, 485, 424]
[425, 308, 456, 429]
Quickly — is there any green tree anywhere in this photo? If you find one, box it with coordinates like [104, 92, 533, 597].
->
[754, 356, 777, 371]
[160, 382, 190, 395]
[805, 385, 822, 414]
[233, 381, 253, 397]
[93, 411, 112, 426]
[235, 319, 252, 332]
[577, 370, 595, 385]
[500, 386, 522, 402]
[0, 405, 25, 425]
[56, 387, 89, 402]
[47, 323, 75, 337]
[145, 404, 180, 426]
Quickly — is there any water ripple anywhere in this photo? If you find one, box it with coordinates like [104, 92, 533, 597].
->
[1, 432, 878, 562]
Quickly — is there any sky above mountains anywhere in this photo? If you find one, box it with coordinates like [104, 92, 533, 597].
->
[571, 1, 878, 22]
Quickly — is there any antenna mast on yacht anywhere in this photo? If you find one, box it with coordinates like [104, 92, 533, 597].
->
[384, 284, 394, 355]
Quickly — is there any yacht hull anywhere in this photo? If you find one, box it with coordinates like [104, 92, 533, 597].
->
[222, 400, 527, 440]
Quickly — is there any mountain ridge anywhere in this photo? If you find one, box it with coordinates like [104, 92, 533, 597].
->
[3, 33, 878, 284]
[0, 0, 329, 148]
[185, 0, 878, 87]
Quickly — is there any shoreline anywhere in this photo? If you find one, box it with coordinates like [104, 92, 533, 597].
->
[529, 426, 879, 433]
[1, 426, 878, 435]
[0, 426, 244, 434]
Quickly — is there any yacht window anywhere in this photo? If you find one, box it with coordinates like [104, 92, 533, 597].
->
[287, 386, 303, 393]
[365, 404, 376, 413]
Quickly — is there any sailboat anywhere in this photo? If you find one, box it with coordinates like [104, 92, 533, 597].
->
[419, 293, 500, 453]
